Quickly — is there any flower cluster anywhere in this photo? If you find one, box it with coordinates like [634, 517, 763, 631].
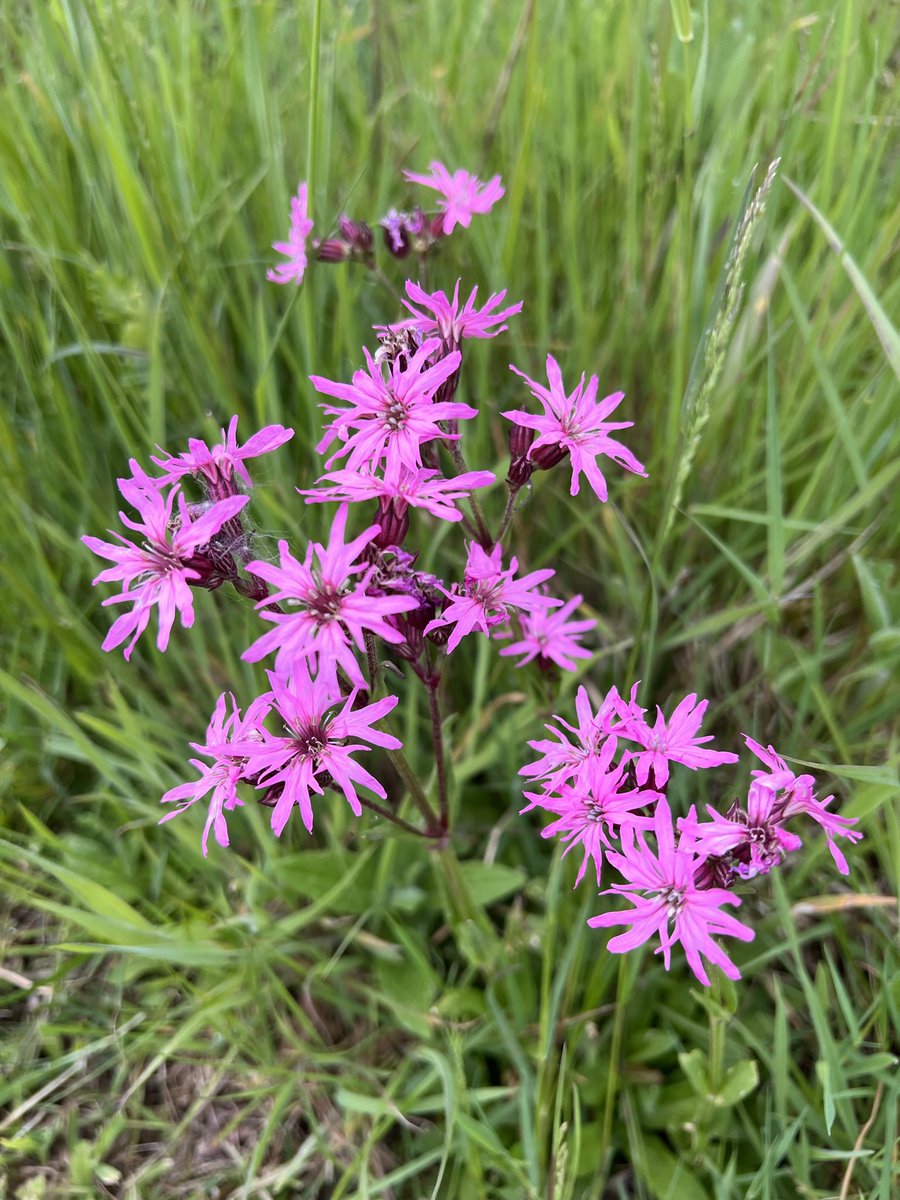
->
[267, 162, 505, 285]
[158, 670, 401, 853]
[87, 162, 612, 849]
[520, 684, 862, 985]
[81, 159, 863, 992]
[81, 417, 295, 658]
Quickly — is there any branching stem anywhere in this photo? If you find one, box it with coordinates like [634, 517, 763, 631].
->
[357, 794, 441, 839]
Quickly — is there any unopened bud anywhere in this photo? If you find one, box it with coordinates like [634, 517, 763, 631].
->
[508, 425, 536, 460]
[255, 782, 283, 808]
[506, 425, 536, 489]
[425, 622, 452, 648]
[507, 457, 534, 489]
[694, 855, 736, 890]
[337, 215, 374, 254]
[315, 237, 352, 263]
[530, 443, 570, 472]
[373, 497, 410, 550]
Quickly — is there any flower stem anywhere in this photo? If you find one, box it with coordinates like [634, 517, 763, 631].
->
[364, 630, 379, 691]
[708, 971, 727, 1093]
[446, 440, 492, 546]
[364, 633, 442, 835]
[383, 741, 441, 834]
[708, 971, 729, 1170]
[599, 957, 630, 1177]
[368, 263, 404, 304]
[493, 483, 518, 547]
[432, 843, 488, 925]
[425, 673, 448, 834]
[357, 795, 441, 839]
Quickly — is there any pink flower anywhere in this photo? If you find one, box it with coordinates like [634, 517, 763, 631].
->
[423, 542, 559, 654]
[741, 737, 861, 874]
[589, 798, 755, 986]
[268, 182, 314, 285]
[300, 463, 495, 523]
[83, 486, 249, 659]
[677, 785, 803, 880]
[522, 737, 661, 886]
[614, 686, 739, 789]
[742, 736, 816, 802]
[499, 593, 594, 670]
[159, 691, 273, 855]
[389, 280, 523, 348]
[403, 162, 505, 234]
[151, 417, 294, 492]
[234, 668, 402, 836]
[118, 458, 164, 495]
[310, 338, 471, 474]
[242, 504, 418, 688]
[779, 791, 862, 875]
[519, 684, 622, 792]
[503, 355, 646, 502]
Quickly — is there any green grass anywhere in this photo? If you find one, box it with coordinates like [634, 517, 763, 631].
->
[1, 0, 898, 1196]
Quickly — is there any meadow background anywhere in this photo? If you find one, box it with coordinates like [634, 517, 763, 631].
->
[1, 0, 898, 1196]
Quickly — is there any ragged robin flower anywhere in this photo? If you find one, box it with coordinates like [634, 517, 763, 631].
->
[503, 354, 646, 502]
[403, 162, 505, 234]
[231, 667, 402, 836]
[82, 483, 249, 660]
[242, 504, 418, 688]
[589, 798, 755, 986]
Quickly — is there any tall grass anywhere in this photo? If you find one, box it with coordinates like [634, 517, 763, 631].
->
[1, 1, 898, 1196]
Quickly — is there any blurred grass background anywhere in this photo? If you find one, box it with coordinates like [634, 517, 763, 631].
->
[1, 0, 898, 1196]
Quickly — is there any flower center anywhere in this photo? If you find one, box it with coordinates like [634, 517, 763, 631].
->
[383, 394, 408, 432]
[656, 884, 685, 918]
[306, 585, 343, 623]
[583, 799, 605, 823]
[471, 580, 502, 607]
[143, 543, 183, 574]
[292, 721, 330, 760]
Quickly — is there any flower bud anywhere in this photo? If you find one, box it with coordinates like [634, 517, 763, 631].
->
[254, 782, 283, 808]
[507, 425, 536, 489]
[408, 207, 441, 256]
[380, 209, 411, 258]
[337, 215, 374, 254]
[234, 570, 272, 604]
[373, 497, 410, 550]
[508, 425, 536, 460]
[425, 621, 452, 648]
[530, 443, 570, 471]
[314, 237, 352, 263]
[180, 503, 243, 589]
[694, 855, 737, 890]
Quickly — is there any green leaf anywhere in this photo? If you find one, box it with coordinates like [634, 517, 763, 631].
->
[670, 0, 694, 42]
[269, 849, 377, 915]
[715, 1059, 759, 1107]
[816, 1059, 837, 1133]
[375, 922, 439, 1038]
[455, 1111, 506, 1157]
[635, 1135, 711, 1200]
[784, 176, 900, 380]
[456, 861, 526, 907]
[679, 1048, 710, 1097]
